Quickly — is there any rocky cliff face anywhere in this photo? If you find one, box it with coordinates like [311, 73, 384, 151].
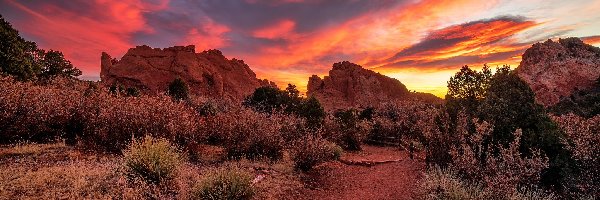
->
[307, 61, 437, 110]
[100, 45, 275, 101]
[516, 38, 600, 106]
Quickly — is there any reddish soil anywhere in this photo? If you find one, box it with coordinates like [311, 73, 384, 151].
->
[294, 145, 425, 200]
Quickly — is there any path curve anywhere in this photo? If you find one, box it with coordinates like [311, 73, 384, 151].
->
[294, 145, 425, 200]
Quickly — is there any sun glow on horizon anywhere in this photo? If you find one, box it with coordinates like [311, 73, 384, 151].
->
[2, 0, 599, 97]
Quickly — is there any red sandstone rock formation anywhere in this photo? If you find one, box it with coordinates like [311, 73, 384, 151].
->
[100, 45, 275, 101]
[307, 61, 438, 110]
[516, 38, 600, 106]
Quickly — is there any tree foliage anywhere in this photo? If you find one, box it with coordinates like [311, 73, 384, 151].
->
[244, 84, 326, 128]
[445, 65, 575, 190]
[0, 15, 81, 81]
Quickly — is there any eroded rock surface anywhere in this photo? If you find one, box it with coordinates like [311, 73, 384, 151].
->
[307, 61, 438, 110]
[100, 45, 275, 101]
[516, 38, 600, 106]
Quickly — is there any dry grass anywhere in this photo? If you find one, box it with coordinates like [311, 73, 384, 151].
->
[0, 141, 304, 200]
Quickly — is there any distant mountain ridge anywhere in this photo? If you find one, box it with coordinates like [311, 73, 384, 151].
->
[516, 38, 600, 106]
[100, 45, 275, 101]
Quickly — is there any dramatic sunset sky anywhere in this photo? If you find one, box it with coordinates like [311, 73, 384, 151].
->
[2, 0, 600, 97]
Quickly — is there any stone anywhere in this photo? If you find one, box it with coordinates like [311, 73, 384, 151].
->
[307, 61, 440, 110]
[100, 45, 275, 101]
[516, 38, 600, 106]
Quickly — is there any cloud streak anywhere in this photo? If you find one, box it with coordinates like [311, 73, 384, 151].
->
[1, 0, 598, 97]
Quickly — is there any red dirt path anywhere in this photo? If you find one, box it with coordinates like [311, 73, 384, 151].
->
[293, 145, 425, 200]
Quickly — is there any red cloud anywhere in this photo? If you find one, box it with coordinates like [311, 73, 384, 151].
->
[252, 19, 297, 40]
[4, 0, 167, 77]
[183, 19, 231, 51]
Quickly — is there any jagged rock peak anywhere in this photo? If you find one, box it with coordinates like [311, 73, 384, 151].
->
[100, 45, 275, 101]
[307, 61, 437, 110]
[517, 37, 600, 106]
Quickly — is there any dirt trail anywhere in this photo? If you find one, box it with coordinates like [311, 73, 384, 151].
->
[294, 145, 424, 200]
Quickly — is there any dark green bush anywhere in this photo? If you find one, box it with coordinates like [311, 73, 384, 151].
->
[326, 109, 370, 151]
[168, 78, 189, 101]
[244, 85, 326, 129]
[443, 65, 576, 192]
[125, 87, 140, 97]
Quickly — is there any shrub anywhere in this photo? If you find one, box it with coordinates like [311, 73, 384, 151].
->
[292, 136, 342, 171]
[0, 77, 81, 143]
[325, 109, 371, 151]
[213, 109, 285, 160]
[168, 78, 189, 101]
[419, 167, 557, 200]
[366, 102, 431, 146]
[553, 114, 600, 196]
[419, 167, 488, 200]
[450, 124, 549, 197]
[243, 85, 326, 129]
[122, 136, 183, 185]
[125, 87, 140, 97]
[75, 93, 200, 152]
[193, 167, 255, 200]
[296, 96, 326, 129]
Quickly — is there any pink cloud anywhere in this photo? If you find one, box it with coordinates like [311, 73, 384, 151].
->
[252, 19, 297, 40]
[4, 0, 168, 77]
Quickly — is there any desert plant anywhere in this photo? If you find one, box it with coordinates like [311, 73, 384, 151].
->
[419, 167, 489, 200]
[292, 136, 342, 171]
[125, 87, 140, 97]
[122, 136, 184, 185]
[553, 114, 600, 196]
[215, 109, 285, 160]
[193, 166, 255, 200]
[168, 78, 189, 101]
[244, 85, 326, 129]
[419, 167, 557, 200]
[326, 109, 371, 151]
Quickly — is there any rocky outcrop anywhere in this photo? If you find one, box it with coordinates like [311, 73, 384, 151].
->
[516, 38, 600, 106]
[307, 61, 438, 110]
[100, 45, 275, 101]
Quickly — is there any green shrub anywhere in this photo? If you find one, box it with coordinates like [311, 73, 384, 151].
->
[193, 167, 255, 200]
[168, 78, 189, 101]
[123, 136, 183, 185]
[292, 136, 342, 171]
[243, 85, 325, 129]
[327, 109, 370, 151]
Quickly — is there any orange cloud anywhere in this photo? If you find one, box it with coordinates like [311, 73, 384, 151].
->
[582, 35, 600, 46]
[244, 0, 503, 93]
[4, 0, 168, 77]
[252, 19, 296, 40]
[183, 19, 231, 51]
